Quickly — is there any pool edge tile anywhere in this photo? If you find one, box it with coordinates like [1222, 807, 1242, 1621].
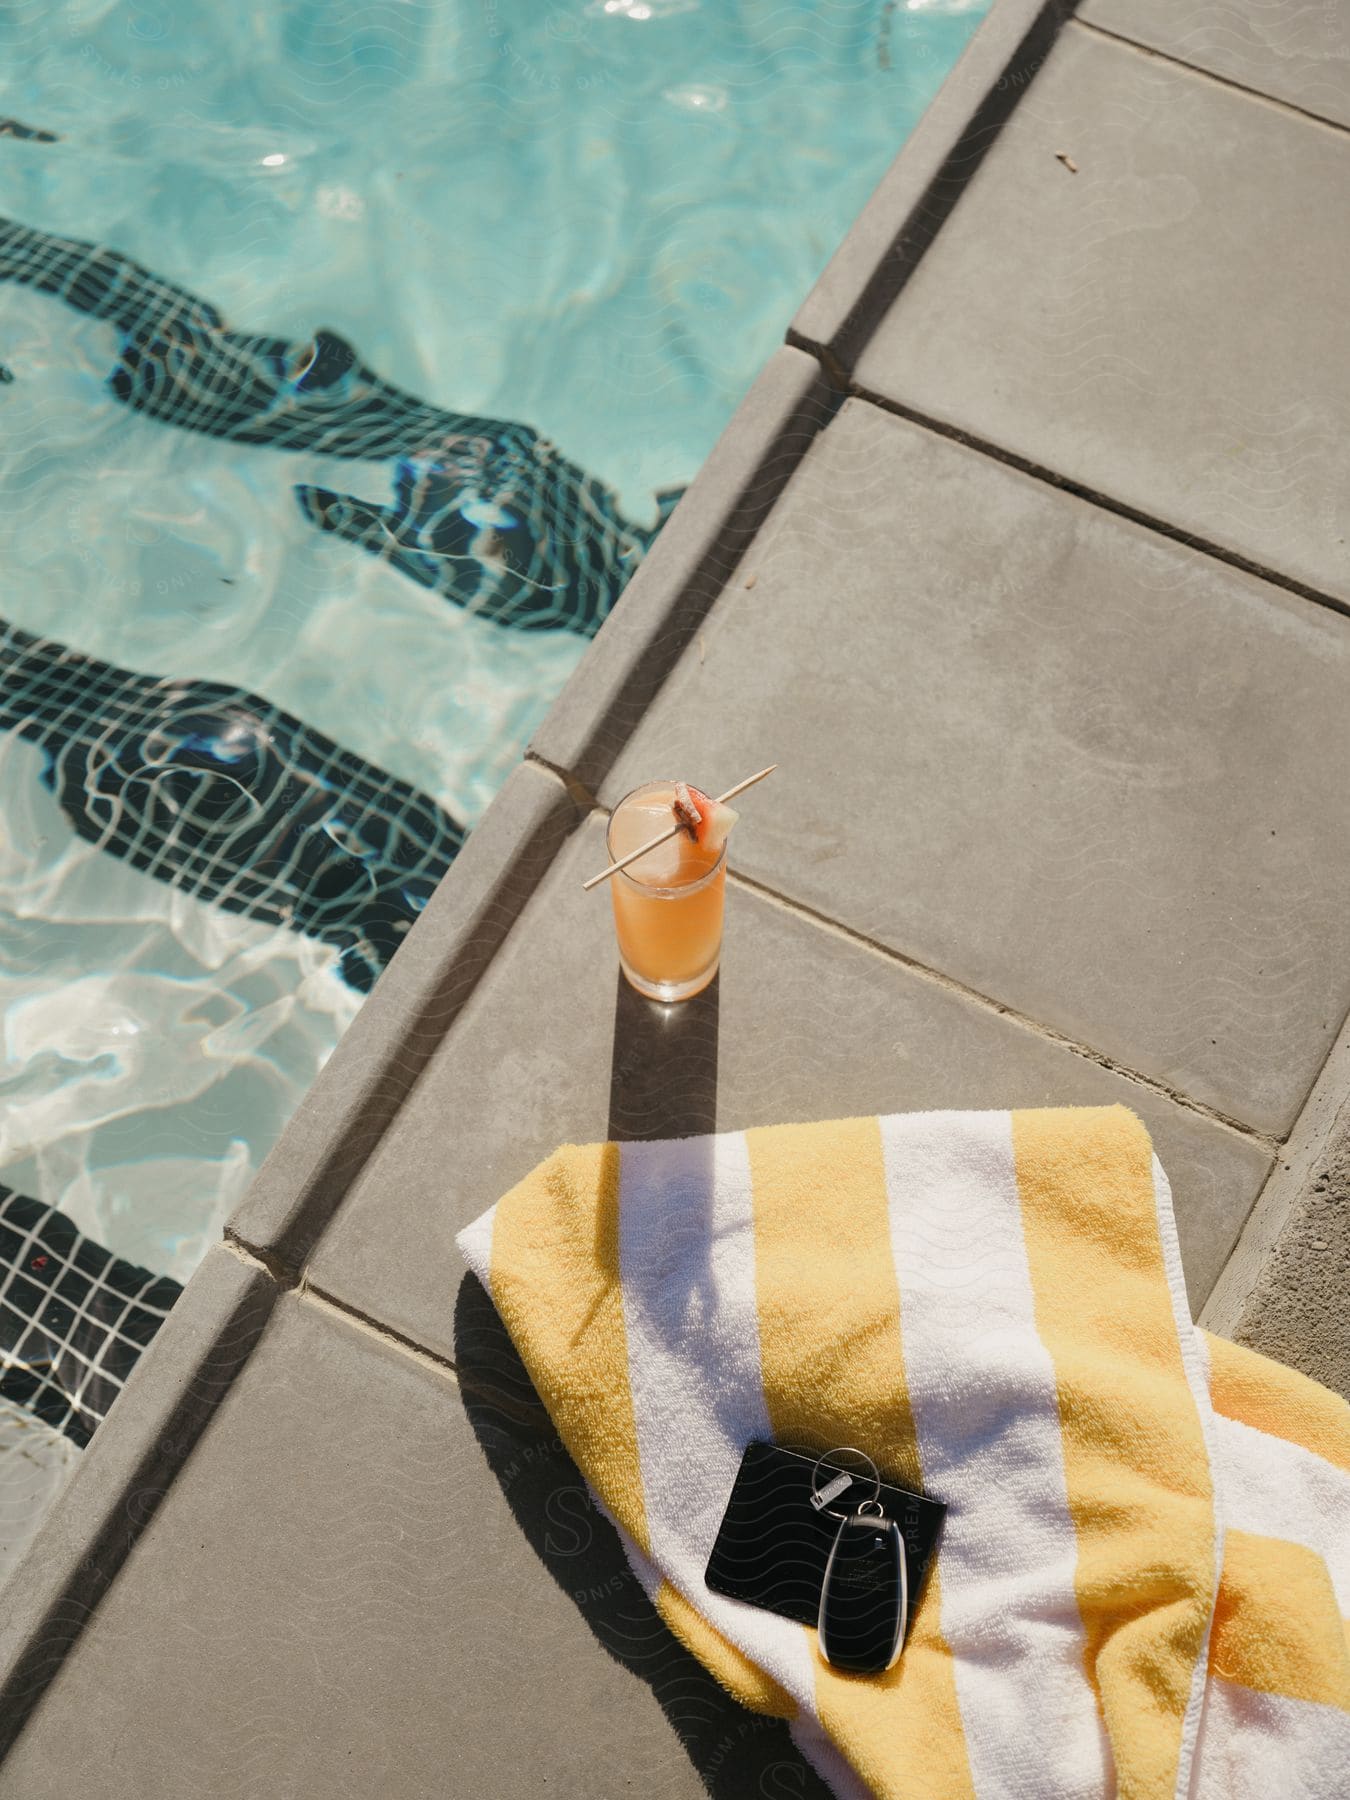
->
[0, 1245, 277, 1755]
[228, 758, 583, 1271]
[528, 345, 835, 798]
[789, 0, 1072, 370]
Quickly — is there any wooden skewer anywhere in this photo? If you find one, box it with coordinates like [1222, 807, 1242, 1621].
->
[583, 765, 777, 891]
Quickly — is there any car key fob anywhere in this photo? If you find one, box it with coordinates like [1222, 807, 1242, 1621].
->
[818, 1509, 908, 1674]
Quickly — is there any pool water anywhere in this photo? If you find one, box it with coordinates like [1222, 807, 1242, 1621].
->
[0, 0, 987, 1485]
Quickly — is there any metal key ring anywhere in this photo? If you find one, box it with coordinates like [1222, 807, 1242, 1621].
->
[809, 1445, 882, 1522]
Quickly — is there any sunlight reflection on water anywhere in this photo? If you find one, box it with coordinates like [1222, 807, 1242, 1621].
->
[0, 0, 986, 1282]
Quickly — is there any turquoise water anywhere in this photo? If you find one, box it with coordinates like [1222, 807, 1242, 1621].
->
[0, 1, 985, 1412]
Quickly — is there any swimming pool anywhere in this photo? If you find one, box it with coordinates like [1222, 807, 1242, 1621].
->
[0, 0, 987, 1559]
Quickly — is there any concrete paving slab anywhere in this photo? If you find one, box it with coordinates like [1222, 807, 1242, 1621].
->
[307, 812, 1269, 1360]
[848, 24, 1350, 608]
[1081, 1, 1350, 130]
[0, 1290, 825, 1800]
[595, 400, 1350, 1140]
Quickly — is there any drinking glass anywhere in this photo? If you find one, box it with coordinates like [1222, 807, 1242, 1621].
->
[607, 780, 726, 1002]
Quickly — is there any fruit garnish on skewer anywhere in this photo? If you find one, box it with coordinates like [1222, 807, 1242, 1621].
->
[673, 781, 740, 853]
[582, 765, 775, 891]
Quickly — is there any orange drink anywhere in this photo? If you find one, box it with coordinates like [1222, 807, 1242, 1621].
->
[607, 780, 728, 1002]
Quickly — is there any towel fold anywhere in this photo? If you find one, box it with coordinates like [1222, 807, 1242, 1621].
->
[458, 1105, 1350, 1799]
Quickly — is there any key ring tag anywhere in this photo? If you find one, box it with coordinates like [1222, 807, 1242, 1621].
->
[809, 1445, 882, 1519]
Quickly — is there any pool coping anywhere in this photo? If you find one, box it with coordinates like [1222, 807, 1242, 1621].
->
[4, 0, 1336, 1747]
[789, 0, 1072, 373]
[0, 1247, 276, 1755]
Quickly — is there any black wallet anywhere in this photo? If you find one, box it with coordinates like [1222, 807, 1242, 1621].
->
[704, 1441, 945, 1645]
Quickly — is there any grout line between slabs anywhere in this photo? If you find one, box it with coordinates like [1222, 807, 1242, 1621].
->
[226, 1230, 460, 1383]
[850, 387, 1350, 626]
[1072, 16, 1350, 141]
[230, 1230, 551, 1425]
[724, 867, 1282, 1154]
[299, 1281, 463, 1385]
[524, 749, 595, 812]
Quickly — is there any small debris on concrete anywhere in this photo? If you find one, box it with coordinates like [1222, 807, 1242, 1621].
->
[1056, 151, 1079, 174]
[744, 572, 758, 590]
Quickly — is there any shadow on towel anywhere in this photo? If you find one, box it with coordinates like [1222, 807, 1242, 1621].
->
[454, 972, 828, 1798]
[454, 1272, 830, 1800]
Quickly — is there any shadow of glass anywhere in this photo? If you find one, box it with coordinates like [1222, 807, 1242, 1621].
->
[607, 968, 721, 1142]
[454, 1272, 832, 1800]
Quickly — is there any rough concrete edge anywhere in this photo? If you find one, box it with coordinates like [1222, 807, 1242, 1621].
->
[789, 0, 1074, 372]
[228, 758, 583, 1272]
[1222, 1120, 1350, 1401]
[1201, 1006, 1350, 1343]
[0, 1246, 278, 1755]
[528, 345, 836, 798]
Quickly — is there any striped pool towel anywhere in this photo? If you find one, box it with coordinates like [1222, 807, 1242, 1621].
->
[457, 1105, 1350, 1799]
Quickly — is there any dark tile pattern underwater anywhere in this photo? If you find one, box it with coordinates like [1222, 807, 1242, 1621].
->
[0, 1186, 181, 1447]
[2, 619, 466, 997]
[0, 212, 678, 1444]
[0, 216, 679, 635]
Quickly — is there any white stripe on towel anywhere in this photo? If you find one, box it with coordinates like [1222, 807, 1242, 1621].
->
[879, 1109, 1110, 1800]
[1149, 1153, 1225, 1800]
[618, 1130, 818, 1714]
[1211, 1412, 1350, 1613]
[1192, 1680, 1350, 1800]
[457, 1202, 495, 1289]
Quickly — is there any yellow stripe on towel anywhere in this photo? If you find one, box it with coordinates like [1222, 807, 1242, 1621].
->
[747, 1116, 976, 1800]
[1203, 1333, 1350, 1477]
[1013, 1107, 1216, 1800]
[1210, 1530, 1350, 1713]
[489, 1141, 651, 1558]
